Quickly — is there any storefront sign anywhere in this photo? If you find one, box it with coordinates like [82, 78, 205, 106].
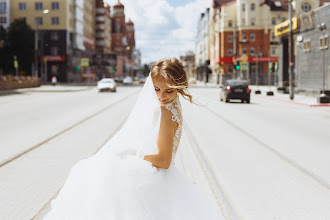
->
[274, 17, 298, 36]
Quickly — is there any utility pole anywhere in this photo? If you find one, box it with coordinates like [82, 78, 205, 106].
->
[233, 23, 237, 79]
[34, 20, 39, 78]
[288, 0, 294, 100]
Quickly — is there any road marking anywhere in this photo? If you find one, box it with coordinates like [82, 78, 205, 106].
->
[184, 121, 239, 220]
[206, 106, 330, 191]
[0, 89, 140, 168]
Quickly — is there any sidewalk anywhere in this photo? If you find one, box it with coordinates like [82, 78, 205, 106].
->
[250, 85, 330, 107]
[0, 84, 94, 95]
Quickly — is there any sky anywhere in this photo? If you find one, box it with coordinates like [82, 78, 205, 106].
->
[105, 0, 212, 64]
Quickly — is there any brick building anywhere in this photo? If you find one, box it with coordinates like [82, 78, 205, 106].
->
[111, 0, 136, 77]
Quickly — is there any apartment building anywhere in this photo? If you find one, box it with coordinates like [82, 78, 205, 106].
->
[0, 0, 10, 29]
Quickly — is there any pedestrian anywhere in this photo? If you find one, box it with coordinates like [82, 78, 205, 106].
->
[51, 76, 57, 86]
[42, 58, 225, 220]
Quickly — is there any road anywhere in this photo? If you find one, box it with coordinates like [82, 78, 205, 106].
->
[0, 85, 329, 220]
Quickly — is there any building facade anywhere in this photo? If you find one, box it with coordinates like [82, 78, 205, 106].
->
[295, 4, 330, 93]
[195, 8, 211, 83]
[0, 0, 10, 29]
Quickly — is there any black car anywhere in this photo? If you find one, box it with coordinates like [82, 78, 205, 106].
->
[220, 80, 251, 103]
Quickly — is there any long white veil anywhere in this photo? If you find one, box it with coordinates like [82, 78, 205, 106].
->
[98, 74, 161, 157]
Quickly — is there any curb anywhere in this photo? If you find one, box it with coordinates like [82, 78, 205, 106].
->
[252, 94, 330, 107]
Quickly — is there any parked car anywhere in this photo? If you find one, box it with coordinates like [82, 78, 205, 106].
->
[123, 76, 133, 84]
[97, 78, 117, 92]
[220, 80, 251, 103]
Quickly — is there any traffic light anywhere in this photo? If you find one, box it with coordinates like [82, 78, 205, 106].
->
[112, 68, 116, 73]
[76, 66, 80, 71]
[235, 61, 240, 70]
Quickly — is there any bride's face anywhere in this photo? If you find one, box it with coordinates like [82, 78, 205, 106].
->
[153, 75, 178, 104]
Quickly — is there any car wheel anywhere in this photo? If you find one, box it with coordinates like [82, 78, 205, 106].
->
[225, 98, 229, 103]
[241, 100, 244, 103]
[112, 89, 116, 92]
[98, 89, 102, 93]
[246, 99, 250, 103]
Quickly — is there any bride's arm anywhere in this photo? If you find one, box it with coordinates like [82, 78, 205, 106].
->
[143, 106, 175, 169]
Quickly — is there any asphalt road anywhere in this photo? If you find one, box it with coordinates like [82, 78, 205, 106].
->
[1, 85, 329, 220]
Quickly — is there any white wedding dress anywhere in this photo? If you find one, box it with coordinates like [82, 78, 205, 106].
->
[42, 76, 225, 220]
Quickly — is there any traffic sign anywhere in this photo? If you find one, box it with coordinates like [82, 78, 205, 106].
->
[241, 54, 248, 61]
[81, 58, 89, 67]
[274, 62, 278, 71]
[14, 60, 18, 69]
[240, 61, 248, 70]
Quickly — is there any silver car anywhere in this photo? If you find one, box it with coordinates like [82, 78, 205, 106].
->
[97, 78, 117, 92]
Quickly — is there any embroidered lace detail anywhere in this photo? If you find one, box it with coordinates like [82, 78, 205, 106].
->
[160, 95, 183, 164]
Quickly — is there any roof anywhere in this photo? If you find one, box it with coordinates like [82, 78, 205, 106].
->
[114, 0, 124, 8]
[212, 0, 235, 8]
[260, 0, 289, 11]
[126, 19, 134, 25]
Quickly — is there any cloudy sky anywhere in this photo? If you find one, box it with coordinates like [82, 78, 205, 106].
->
[105, 0, 212, 64]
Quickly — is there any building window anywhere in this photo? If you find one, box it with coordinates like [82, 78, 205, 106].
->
[272, 17, 276, 25]
[251, 18, 255, 26]
[228, 20, 232, 27]
[19, 2, 26, 10]
[250, 47, 255, 55]
[35, 2, 43, 10]
[35, 17, 43, 25]
[251, 3, 255, 11]
[0, 17, 6, 24]
[242, 33, 247, 41]
[271, 31, 276, 40]
[0, 2, 6, 13]
[243, 47, 247, 54]
[228, 48, 233, 56]
[52, 2, 59, 10]
[281, 17, 286, 22]
[51, 32, 59, 40]
[52, 17, 59, 25]
[51, 46, 58, 55]
[302, 3, 312, 12]
[250, 33, 256, 41]
[271, 47, 276, 55]
[320, 35, 329, 50]
[303, 40, 311, 52]
[242, 4, 245, 12]
[228, 34, 233, 42]
[116, 19, 120, 33]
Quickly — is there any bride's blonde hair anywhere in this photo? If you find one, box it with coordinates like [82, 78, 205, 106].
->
[150, 57, 193, 103]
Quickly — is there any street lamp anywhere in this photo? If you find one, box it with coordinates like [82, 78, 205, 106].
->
[317, 22, 330, 103]
[34, 9, 49, 78]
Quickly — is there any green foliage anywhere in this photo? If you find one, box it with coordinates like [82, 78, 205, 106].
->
[0, 19, 34, 75]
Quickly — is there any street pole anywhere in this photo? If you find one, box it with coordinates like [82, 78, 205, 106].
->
[288, 0, 294, 100]
[233, 23, 237, 79]
[34, 21, 38, 78]
[317, 23, 330, 103]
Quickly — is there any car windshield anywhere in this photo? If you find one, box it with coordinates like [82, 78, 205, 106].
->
[101, 79, 113, 83]
[227, 81, 248, 86]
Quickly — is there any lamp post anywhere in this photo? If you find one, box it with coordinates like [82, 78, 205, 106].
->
[288, 0, 294, 100]
[317, 22, 330, 103]
[34, 9, 49, 78]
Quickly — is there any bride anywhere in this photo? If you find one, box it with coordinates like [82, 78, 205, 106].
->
[42, 58, 225, 219]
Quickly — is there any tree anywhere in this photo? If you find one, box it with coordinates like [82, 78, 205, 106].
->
[0, 26, 7, 75]
[5, 19, 34, 75]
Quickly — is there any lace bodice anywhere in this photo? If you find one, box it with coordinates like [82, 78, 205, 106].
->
[160, 95, 183, 165]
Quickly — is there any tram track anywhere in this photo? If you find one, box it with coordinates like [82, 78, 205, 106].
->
[204, 105, 330, 191]
[0, 89, 140, 168]
[184, 121, 239, 220]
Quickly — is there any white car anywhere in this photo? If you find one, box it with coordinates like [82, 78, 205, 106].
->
[97, 78, 117, 92]
[123, 76, 133, 84]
